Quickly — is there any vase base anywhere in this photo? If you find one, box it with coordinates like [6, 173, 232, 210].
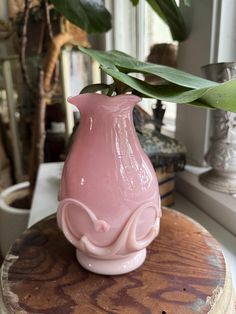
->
[76, 249, 146, 275]
[199, 169, 236, 193]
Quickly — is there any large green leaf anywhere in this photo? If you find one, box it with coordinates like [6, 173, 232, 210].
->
[103, 65, 236, 112]
[79, 47, 217, 89]
[78, 46, 236, 113]
[146, 0, 188, 41]
[51, 0, 112, 33]
[102, 67, 205, 103]
[146, 0, 167, 22]
[201, 80, 236, 112]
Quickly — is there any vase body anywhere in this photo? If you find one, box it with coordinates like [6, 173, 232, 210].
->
[57, 93, 161, 275]
[200, 62, 236, 193]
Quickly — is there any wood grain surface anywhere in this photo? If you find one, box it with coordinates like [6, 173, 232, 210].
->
[0, 208, 235, 314]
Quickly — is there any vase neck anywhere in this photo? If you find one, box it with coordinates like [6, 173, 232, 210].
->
[69, 94, 142, 157]
[67, 93, 141, 115]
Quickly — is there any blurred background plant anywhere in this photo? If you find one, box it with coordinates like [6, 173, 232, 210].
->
[0, 0, 190, 203]
[0, 0, 113, 204]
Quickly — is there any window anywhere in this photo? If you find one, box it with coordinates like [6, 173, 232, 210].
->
[105, 0, 177, 136]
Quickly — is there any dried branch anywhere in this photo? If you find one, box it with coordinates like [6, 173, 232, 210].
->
[44, 0, 60, 94]
[36, 71, 47, 166]
[29, 70, 46, 193]
[50, 60, 59, 94]
[37, 21, 46, 55]
[45, 0, 53, 40]
[21, 1, 71, 198]
[43, 32, 72, 92]
[20, 0, 34, 92]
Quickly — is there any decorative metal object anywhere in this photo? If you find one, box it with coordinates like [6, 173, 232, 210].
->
[200, 62, 236, 193]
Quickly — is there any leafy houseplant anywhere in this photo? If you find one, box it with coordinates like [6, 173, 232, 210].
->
[51, 0, 236, 110]
[77, 46, 235, 112]
[52, 0, 190, 42]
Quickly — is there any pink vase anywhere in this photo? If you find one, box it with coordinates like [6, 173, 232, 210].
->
[57, 93, 161, 275]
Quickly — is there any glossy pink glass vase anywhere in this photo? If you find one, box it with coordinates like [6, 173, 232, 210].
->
[57, 93, 161, 275]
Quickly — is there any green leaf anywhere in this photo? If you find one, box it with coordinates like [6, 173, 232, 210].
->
[101, 66, 211, 104]
[201, 79, 236, 112]
[80, 83, 110, 94]
[130, 0, 140, 6]
[78, 47, 236, 112]
[51, 0, 112, 33]
[102, 66, 236, 111]
[79, 47, 217, 89]
[146, 0, 168, 23]
[146, 0, 188, 41]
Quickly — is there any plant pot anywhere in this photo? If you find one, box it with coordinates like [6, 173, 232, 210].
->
[57, 93, 162, 275]
[0, 181, 30, 256]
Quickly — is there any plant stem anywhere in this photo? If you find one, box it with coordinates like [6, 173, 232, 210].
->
[29, 70, 46, 197]
[45, 0, 53, 40]
[20, 0, 35, 92]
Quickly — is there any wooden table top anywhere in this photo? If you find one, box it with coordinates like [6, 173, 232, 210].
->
[1, 208, 235, 314]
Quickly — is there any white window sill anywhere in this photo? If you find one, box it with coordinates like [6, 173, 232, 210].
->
[176, 165, 236, 236]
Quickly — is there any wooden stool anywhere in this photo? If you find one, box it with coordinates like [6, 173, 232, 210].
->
[1, 208, 235, 313]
